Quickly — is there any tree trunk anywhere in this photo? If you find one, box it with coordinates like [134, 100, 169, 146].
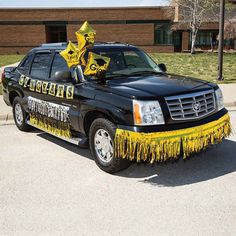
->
[191, 32, 197, 54]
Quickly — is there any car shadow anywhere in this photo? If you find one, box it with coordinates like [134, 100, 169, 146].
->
[37, 132, 92, 160]
[36, 131, 236, 186]
[117, 139, 236, 187]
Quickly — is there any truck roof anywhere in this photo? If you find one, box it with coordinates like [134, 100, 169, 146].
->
[32, 42, 138, 52]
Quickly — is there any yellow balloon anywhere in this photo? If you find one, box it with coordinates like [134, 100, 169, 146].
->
[75, 21, 96, 51]
[60, 41, 80, 68]
[84, 52, 110, 78]
[77, 48, 87, 66]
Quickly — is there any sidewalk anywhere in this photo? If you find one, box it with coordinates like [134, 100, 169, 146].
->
[219, 84, 236, 107]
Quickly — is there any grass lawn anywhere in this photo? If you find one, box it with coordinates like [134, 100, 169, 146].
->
[0, 55, 25, 95]
[150, 52, 236, 84]
[0, 55, 25, 67]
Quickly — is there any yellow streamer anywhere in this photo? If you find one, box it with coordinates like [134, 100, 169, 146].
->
[114, 113, 231, 163]
[29, 115, 71, 139]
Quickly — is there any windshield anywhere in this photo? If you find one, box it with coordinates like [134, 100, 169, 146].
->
[88, 47, 163, 78]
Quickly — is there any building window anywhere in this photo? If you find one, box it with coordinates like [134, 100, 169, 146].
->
[45, 25, 67, 43]
[195, 30, 218, 46]
[154, 23, 173, 45]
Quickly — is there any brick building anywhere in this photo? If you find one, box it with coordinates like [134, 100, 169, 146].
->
[0, 6, 234, 54]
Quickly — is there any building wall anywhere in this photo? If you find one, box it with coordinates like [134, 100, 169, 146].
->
[0, 7, 172, 21]
[0, 7, 176, 54]
[67, 24, 154, 46]
[0, 25, 46, 54]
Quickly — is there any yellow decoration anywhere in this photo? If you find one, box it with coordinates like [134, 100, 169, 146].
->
[19, 75, 25, 86]
[29, 79, 36, 91]
[114, 113, 231, 163]
[60, 41, 80, 68]
[35, 80, 42, 93]
[77, 48, 87, 66]
[75, 21, 96, 51]
[56, 84, 64, 98]
[29, 114, 71, 139]
[49, 83, 56, 96]
[66, 86, 74, 99]
[23, 77, 30, 88]
[42, 82, 49, 94]
[84, 52, 110, 78]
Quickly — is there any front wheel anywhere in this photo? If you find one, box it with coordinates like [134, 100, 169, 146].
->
[89, 118, 131, 173]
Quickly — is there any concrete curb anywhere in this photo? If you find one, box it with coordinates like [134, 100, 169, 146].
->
[0, 113, 13, 121]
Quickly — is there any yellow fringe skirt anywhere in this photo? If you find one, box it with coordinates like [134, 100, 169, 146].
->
[114, 113, 231, 163]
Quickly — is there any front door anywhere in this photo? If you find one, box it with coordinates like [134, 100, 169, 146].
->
[173, 31, 182, 52]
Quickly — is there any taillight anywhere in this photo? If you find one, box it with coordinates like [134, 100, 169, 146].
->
[1, 69, 5, 84]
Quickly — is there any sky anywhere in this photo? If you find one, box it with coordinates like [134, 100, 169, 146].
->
[0, 0, 168, 8]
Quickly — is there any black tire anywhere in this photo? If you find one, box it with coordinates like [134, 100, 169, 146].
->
[13, 97, 31, 132]
[89, 118, 131, 174]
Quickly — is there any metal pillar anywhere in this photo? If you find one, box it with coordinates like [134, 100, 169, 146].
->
[218, 0, 225, 81]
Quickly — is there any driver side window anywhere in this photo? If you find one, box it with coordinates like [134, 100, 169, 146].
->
[124, 51, 148, 68]
[50, 53, 69, 79]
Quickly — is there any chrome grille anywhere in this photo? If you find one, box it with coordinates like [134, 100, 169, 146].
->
[165, 90, 216, 121]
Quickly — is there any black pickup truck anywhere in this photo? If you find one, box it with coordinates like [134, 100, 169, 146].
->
[1, 42, 230, 173]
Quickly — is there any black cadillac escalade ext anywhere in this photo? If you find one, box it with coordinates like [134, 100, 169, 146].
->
[1, 42, 230, 173]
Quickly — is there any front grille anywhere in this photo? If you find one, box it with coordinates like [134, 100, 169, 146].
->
[165, 90, 216, 121]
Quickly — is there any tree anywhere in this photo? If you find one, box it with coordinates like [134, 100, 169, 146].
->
[224, 17, 236, 40]
[170, 0, 220, 54]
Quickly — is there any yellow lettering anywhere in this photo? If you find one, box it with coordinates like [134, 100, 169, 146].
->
[42, 82, 49, 94]
[36, 80, 42, 93]
[66, 86, 74, 99]
[49, 83, 56, 96]
[29, 79, 36, 91]
[19, 75, 25, 86]
[56, 85, 64, 98]
[23, 77, 30, 87]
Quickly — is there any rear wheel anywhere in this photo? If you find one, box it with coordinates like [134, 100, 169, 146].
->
[89, 118, 131, 173]
[13, 97, 31, 131]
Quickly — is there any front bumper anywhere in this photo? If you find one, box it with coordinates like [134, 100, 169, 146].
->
[114, 112, 231, 163]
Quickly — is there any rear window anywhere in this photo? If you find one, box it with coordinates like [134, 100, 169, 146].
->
[30, 53, 51, 79]
[18, 54, 34, 75]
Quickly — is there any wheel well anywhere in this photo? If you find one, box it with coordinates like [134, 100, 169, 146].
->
[84, 111, 115, 136]
[9, 91, 20, 105]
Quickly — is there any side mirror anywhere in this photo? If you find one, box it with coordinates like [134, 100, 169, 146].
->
[54, 71, 72, 83]
[158, 63, 167, 73]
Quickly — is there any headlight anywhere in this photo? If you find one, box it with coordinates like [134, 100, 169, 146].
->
[133, 100, 165, 126]
[215, 88, 224, 111]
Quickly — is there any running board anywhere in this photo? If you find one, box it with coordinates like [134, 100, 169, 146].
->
[27, 120, 81, 145]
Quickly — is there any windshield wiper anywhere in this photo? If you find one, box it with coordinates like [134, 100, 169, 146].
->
[129, 70, 164, 76]
[106, 73, 130, 79]
[105, 70, 164, 79]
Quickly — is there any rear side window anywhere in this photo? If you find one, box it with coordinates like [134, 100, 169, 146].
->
[50, 53, 69, 78]
[30, 53, 51, 80]
[18, 54, 34, 75]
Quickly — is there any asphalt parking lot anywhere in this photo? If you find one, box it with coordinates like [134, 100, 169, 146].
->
[0, 111, 236, 236]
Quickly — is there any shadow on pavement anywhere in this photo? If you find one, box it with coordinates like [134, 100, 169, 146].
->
[37, 132, 92, 160]
[118, 139, 236, 187]
[36, 131, 236, 186]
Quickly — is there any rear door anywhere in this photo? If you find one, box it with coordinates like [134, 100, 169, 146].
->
[28, 51, 53, 101]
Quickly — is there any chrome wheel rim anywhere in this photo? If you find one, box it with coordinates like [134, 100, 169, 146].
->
[15, 103, 23, 125]
[94, 129, 114, 164]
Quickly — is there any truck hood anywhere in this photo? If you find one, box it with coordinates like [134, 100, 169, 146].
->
[104, 74, 216, 99]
